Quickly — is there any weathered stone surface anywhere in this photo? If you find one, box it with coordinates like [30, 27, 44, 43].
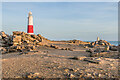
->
[0, 31, 52, 53]
[68, 39, 90, 44]
[109, 46, 118, 51]
[13, 35, 22, 45]
[84, 57, 101, 64]
[50, 44, 59, 49]
[84, 46, 88, 48]
[0, 47, 7, 54]
[90, 52, 109, 57]
[69, 74, 75, 78]
[90, 40, 111, 47]
[70, 56, 87, 60]
[86, 49, 94, 53]
[0, 31, 8, 38]
[104, 45, 109, 51]
[13, 31, 24, 35]
[23, 72, 40, 78]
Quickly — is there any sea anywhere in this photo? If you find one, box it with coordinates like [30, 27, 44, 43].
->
[84, 41, 119, 46]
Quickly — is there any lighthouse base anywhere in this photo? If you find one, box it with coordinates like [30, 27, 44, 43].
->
[27, 33, 34, 35]
[27, 25, 34, 34]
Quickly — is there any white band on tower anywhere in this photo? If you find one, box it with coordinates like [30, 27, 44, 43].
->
[28, 12, 33, 25]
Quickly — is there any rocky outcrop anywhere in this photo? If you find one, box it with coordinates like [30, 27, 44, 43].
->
[90, 40, 111, 47]
[0, 31, 50, 54]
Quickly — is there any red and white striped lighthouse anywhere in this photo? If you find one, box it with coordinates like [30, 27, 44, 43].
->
[27, 11, 34, 34]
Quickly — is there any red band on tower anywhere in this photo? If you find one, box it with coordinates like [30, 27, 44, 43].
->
[27, 25, 34, 33]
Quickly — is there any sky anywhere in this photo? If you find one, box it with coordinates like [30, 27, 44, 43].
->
[2, 2, 118, 41]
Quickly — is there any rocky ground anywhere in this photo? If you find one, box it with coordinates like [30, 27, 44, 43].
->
[0, 31, 119, 79]
[2, 42, 119, 79]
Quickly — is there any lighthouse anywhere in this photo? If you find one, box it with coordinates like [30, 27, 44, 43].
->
[27, 11, 34, 34]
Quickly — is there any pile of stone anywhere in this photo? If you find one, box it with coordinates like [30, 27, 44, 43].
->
[90, 40, 111, 47]
[12, 31, 43, 46]
[0, 31, 50, 54]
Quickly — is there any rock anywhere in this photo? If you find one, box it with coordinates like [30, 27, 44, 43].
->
[92, 72, 98, 77]
[30, 46, 36, 50]
[50, 45, 59, 49]
[13, 31, 23, 35]
[86, 49, 93, 53]
[87, 73, 92, 77]
[23, 40, 29, 44]
[90, 40, 111, 47]
[44, 44, 50, 47]
[61, 47, 73, 51]
[91, 42, 95, 46]
[94, 48, 101, 53]
[98, 74, 102, 77]
[31, 34, 38, 39]
[69, 74, 75, 78]
[84, 46, 88, 48]
[0, 47, 7, 54]
[0, 31, 8, 38]
[104, 45, 109, 51]
[68, 48, 73, 51]
[61, 48, 65, 50]
[109, 46, 118, 51]
[70, 56, 87, 60]
[90, 52, 108, 57]
[64, 69, 69, 72]
[37, 34, 50, 41]
[65, 48, 69, 50]
[20, 50, 38, 55]
[13, 35, 21, 45]
[0, 31, 52, 54]
[8, 48, 17, 52]
[23, 72, 40, 78]
[84, 57, 101, 64]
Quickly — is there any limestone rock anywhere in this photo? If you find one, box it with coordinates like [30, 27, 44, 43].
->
[86, 49, 93, 53]
[13, 35, 21, 45]
[0, 47, 7, 54]
[23, 72, 40, 78]
[0, 31, 8, 38]
[90, 40, 111, 47]
[70, 56, 87, 60]
[109, 46, 118, 51]
[69, 74, 75, 78]
[84, 57, 101, 64]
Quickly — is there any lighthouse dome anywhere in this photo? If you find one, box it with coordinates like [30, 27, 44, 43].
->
[28, 11, 32, 16]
